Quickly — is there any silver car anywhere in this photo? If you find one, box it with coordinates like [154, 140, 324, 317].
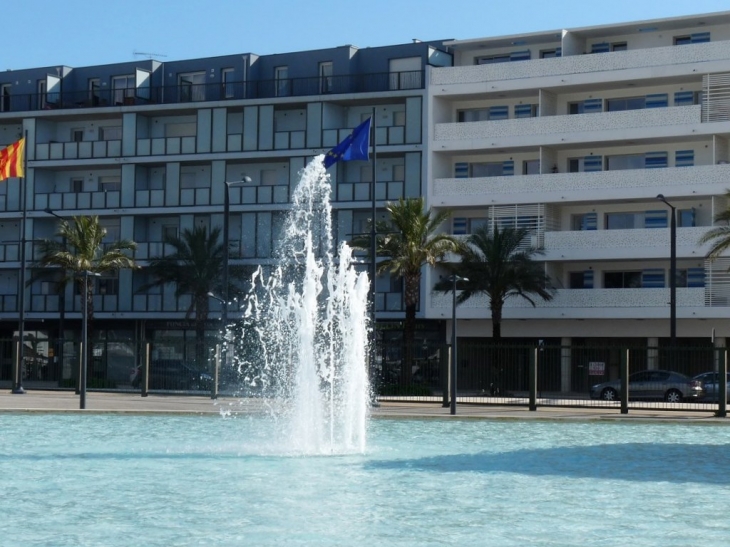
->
[590, 370, 704, 402]
[693, 372, 730, 402]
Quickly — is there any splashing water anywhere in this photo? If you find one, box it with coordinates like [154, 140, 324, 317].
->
[234, 156, 371, 455]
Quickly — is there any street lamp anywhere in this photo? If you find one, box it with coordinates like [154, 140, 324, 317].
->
[656, 194, 677, 346]
[449, 274, 468, 415]
[44, 208, 67, 386]
[223, 177, 252, 327]
[80, 270, 100, 410]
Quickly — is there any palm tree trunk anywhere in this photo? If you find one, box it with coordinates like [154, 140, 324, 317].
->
[402, 274, 420, 385]
[491, 300, 503, 340]
[194, 295, 209, 367]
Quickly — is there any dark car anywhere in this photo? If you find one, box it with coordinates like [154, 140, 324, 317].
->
[590, 370, 704, 402]
[693, 372, 730, 402]
[134, 360, 213, 391]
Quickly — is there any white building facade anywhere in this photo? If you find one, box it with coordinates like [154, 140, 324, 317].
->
[424, 11, 730, 351]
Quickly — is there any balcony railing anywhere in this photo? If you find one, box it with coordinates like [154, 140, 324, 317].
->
[0, 70, 424, 113]
[432, 164, 730, 206]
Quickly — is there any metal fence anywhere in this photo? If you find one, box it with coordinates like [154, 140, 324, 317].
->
[1, 335, 728, 415]
[375, 341, 728, 415]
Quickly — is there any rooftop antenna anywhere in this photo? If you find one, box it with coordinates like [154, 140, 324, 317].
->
[133, 51, 168, 60]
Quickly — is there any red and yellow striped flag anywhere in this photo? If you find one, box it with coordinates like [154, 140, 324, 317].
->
[0, 138, 25, 181]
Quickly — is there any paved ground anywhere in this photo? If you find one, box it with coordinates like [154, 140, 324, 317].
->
[0, 389, 728, 423]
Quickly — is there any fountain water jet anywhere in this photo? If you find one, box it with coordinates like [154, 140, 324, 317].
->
[234, 156, 371, 455]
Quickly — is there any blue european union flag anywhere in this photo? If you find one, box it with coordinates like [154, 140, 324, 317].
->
[323, 118, 371, 169]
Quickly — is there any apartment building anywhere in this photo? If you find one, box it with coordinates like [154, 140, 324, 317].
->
[425, 11, 730, 355]
[0, 41, 452, 386]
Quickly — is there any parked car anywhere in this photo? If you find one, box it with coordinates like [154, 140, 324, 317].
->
[693, 372, 730, 402]
[590, 370, 704, 402]
[133, 360, 213, 391]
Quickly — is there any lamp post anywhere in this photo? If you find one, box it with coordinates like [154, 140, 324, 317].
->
[80, 270, 100, 410]
[656, 194, 677, 346]
[223, 177, 252, 327]
[450, 274, 468, 415]
[44, 208, 66, 385]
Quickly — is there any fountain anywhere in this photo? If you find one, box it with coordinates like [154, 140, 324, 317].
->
[230, 155, 371, 455]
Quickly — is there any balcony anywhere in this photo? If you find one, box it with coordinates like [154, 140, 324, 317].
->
[429, 287, 707, 319]
[0, 70, 425, 114]
[431, 41, 730, 88]
[433, 105, 700, 149]
[543, 227, 711, 261]
[35, 140, 122, 161]
[432, 164, 730, 207]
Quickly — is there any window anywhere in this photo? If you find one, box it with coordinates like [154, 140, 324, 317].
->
[471, 162, 508, 177]
[359, 165, 372, 183]
[179, 72, 205, 102]
[99, 176, 121, 193]
[319, 62, 333, 94]
[222, 68, 235, 99]
[571, 213, 597, 231]
[37, 80, 47, 110]
[612, 42, 627, 51]
[99, 126, 122, 141]
[88, 78, 101, 106]
[606, 97, 646, 111]
[523, 160, 540, 175]
[605, 212, 642, 230]
[606, 154, 644, 171]
[476, 54, 510, 64]
[275, 66, 290, 97]
[604, 271, 642, 289]
[1, 83, 11, 112]
[112, 75, 135, 105]
[514, 104, 538, 118]
[568, 157, 603, 173]
[540, 49, 559, 58]
[393, 111, 406, 126]
[458, 106, 508, 122]
[162, 225, 178, 241]
[469, 217, 488, 232]
[678, 208, 696, 227]
[97, 273, 119, 296]
[165, 122, 196, 138]
[71, 129, 84, 142]
[569, 271, 593, 289]
[71, 178, 84, 193]
[569, 99, 603, 114]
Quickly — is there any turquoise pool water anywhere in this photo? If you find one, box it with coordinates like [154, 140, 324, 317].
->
[1, 414, 728, 546]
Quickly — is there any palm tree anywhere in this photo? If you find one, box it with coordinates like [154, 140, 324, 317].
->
[138, 225, 246, 364]
[34, 215, 138, 372]
[351, 197, 459, 382]
[437, 224, 555, 339]
[699, 190, 730, 260]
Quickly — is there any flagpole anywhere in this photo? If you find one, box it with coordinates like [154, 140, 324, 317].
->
[12, 131, 28, 394]
[370, 108, 378, 403]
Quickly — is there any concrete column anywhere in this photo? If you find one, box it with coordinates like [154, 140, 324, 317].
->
[647, 337, 659, 370]
[561, 338, 572, 393]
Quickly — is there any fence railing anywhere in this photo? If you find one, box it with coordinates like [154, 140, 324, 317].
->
[1, 337, 727, 416]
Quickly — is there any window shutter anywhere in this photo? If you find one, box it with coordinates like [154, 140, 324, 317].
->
[687, 268, 705, 287]
[583, 270, 594, 288]
[583, 98, 603, 113]
[642, 269, 665, 288]
[514, 104, 533, 118]
[453, 218, 467, 235]
[489, 105, 509, 120]
[644, 210, 668, 228]
[675, 150, 694, 167]
[691, 32, 710, 43]
[502, 160, 514, 176]
[582, 213, 597, 231]
[645, 94, 668, 108]
[674, 91, 695, 106]
[645, 151, 668, 169]
[455, 162, 468, 178]
[509, 50, 531, 61]
[584, 155, 602, 172]
[591, 42, 610, 53]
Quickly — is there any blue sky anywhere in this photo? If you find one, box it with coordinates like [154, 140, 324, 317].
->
[4, 0, 730, 69]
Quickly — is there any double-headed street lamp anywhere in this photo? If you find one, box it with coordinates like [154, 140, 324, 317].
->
[80, 270, 100, 410]
[44, 208, 67, 386]
[223, 177, 252, 326]
[656, 194, 677, 346]
[450, 274, 468, 415]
